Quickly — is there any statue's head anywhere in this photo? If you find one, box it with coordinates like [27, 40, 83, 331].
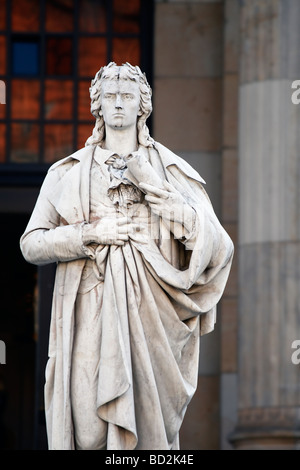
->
[85, 62, 154, 148]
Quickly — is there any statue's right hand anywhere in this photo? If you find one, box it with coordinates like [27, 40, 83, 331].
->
[82, 216, 130, 246]
[82, 216, 139, 246]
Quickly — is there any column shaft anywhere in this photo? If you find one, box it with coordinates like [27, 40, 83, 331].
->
[231, 0, 300, 449]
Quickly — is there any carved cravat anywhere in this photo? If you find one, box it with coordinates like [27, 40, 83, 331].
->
[105, 154, 143, 208]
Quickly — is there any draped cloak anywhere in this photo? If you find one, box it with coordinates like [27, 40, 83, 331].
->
[20, 142, 234, 450]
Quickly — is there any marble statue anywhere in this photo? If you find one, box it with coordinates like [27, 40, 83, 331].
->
[20, 62, 234, 450]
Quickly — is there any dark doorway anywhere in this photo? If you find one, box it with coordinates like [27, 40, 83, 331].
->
[0, 212, 36, 449]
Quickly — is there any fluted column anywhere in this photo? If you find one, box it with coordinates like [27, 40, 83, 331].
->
[231, 0, 300, 449]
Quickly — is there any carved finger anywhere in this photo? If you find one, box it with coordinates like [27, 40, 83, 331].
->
[144, 195, 160, 205]
[117, 216, 132, 225]
[117, 233, 129, 240]
[163, 181, 176, 192]
[118, 226, 130, 234]
[139, 183, 169, 199]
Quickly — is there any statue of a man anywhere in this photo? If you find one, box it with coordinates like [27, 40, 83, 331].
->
[20, 62, 234, 450]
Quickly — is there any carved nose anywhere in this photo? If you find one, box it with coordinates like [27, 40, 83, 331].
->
[115, 94, 123, 109]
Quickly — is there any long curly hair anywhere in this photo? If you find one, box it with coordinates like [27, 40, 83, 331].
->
[85, 62, 154, 148]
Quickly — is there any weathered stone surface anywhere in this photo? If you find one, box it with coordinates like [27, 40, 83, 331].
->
[153, 77, 222, 152]
[240, 0, 300, 84]
[155, 2, 223, 78]
[180, 375, 221, 450]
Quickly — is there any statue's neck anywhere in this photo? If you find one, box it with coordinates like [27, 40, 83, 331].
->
[103, 125, 138, 156]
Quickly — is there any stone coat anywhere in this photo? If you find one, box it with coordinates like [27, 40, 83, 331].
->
[20, 142, 234, 450]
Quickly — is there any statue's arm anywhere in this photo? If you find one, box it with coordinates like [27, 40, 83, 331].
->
[20, 221, 90, 266]
[20, 170, 138, 265]
[20, 173, 92, 266]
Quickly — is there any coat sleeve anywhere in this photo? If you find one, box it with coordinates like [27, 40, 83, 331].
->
[20, 168, 92, 266]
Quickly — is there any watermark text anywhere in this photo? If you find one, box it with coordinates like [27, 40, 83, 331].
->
[0, 340, 6, 364]
[0, 80, 5, 104]
[291, 340, 300, 365]
[291, 80, 300, 104]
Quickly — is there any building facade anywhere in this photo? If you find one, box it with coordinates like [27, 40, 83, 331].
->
[0, 0, 299, 450]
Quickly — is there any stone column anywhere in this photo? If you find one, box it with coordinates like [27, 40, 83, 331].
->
[231, 0, 300, 449]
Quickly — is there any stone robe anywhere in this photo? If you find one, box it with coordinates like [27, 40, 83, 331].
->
[20, 142, 234, 450]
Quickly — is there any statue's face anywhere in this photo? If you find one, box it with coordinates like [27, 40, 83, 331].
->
[100, 78, 141, 131]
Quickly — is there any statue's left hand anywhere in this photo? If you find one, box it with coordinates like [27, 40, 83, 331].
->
[139, 181, 195, 231]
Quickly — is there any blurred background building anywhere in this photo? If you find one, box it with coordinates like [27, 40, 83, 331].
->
[0, 0, 299, 450]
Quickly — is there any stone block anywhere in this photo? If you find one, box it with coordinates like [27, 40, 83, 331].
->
[224, 0, 240, 74]
[239, 80, 300, 245]
[239, 241, 300, 408]
[222, 148, 238, 223]
[178, 151, 222, 215]
[154, 2, 223, 77]
[222, 73, 239, 149]
[220, 373, 238, 449]
[153, 77, 222, 152]
[220, 297, 237, 373]
[240, 0, 300, 83]
[240, 0, 280, 84]
[199, 321, 220, 375]
[180, 375, 220, 449]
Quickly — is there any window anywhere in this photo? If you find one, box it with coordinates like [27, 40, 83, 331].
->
[0, 0, 153, 168]
[12, 38, 40, 76]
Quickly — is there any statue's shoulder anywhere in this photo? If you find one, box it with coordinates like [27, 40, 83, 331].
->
[48, 145, 95, 173]
[39, 146, 95, 190]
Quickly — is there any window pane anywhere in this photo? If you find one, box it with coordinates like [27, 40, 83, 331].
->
[44, 124, 73, 163]
[112, 38, 140, 67]
[12, 0, 40, 32]
[0, 124, 6, 162]
[79, 0, 107, 33]
[78, 124, 94, 149]
[0, 0, 6, 30]
[46, 38, 72, 76]
[0, 36, 6, 75]
[11, 122, 39, 163]
[45, 80, 73, 120]
[78, 38, 106, 78]
[78, 80, 93, 121]
[113, 0, 140, 33]
[11, 79, 40, 119]
[12, 40, 40, 76]
[46, 0, 74, 32]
